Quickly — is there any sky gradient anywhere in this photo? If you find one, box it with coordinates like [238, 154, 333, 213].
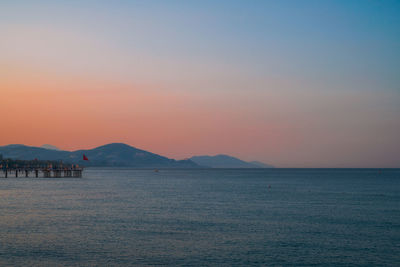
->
[1, 0, 399, 167]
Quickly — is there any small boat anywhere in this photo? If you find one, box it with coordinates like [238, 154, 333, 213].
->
[154, 169, 159, 172]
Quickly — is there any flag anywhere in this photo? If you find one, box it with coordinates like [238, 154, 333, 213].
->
[83, 154, 89, 161]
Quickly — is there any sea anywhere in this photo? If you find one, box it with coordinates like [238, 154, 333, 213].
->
[0, 168, 399, 266]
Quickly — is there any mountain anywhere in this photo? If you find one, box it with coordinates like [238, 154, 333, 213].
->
[0, 143, 198, 168]
[248, 161, 274, 168]
[41, 144, 61, 151]
[69, 143, 198, 168]
[0, 143, 273, 168]
[0, 144, 71, 161]
[190, 155, 273, 168]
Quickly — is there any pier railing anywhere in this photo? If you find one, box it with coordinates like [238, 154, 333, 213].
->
[0, 168, 84, 178]
[0, 157, 84, 178]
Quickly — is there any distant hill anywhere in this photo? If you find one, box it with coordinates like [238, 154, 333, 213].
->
[0, 143, 198, 168]
[40, 144, 61, 151]
[0, 143, 273, 168]
[0, 144, 71, 161]
[248, 161, 274, 168]
[190, 155, 273, 168]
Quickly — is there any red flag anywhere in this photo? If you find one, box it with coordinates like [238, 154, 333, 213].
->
[83, 154, 89, 161]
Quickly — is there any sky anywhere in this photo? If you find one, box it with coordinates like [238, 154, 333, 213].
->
[1, 0, 399, 167]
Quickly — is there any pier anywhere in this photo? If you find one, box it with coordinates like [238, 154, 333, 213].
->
[0, 156, 84, 178]
[1, 168, 83, 178]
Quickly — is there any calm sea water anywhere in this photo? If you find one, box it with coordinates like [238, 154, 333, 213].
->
[0, 168, 399, 266]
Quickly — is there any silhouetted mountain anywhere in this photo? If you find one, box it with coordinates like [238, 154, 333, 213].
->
[248, 161, 274, 168]
[0, 143, 198, 168]
[40, 144, 61, 150]
[0, 143, 273, 168]
[190, 155, 273, 168]
[0, 144, 71, 161]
